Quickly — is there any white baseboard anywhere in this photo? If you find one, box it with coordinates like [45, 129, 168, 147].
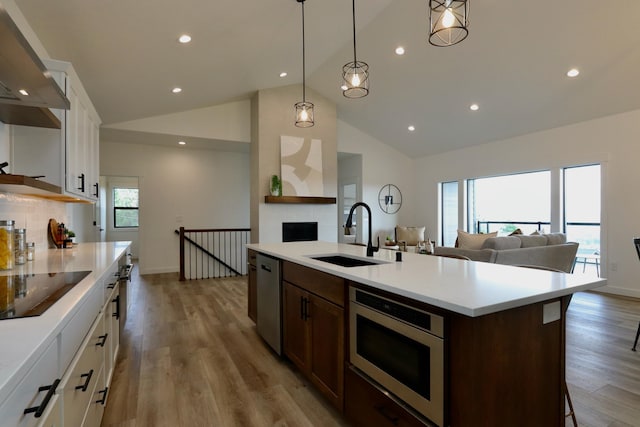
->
[591, 285, 640, 299]
[138, 266, 178, 275]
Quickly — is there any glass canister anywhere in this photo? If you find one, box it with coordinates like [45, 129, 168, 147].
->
[14, 228, 26, 265]
[26, 242, 35, 261]
[0, 275, 14, 317]
[0, 220, 15, 270]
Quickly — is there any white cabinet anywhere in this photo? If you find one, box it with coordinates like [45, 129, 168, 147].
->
[10, 59, 101, 202]
[0, 250, 127, 427]
[102, 267, 120, 386]
[59, 312, 105, 427]
[0, 339, 59, 427]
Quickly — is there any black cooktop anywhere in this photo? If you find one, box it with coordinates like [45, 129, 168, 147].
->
[0, 270, 92, 320]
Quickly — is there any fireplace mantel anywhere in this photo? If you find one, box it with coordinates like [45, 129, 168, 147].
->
[264, 196, 336, 204]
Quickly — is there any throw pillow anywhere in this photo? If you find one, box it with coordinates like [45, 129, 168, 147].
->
[544, 233, 567, 245]
[456, 230, 498, 250]
[481, 236, 522, 250]
[396, 226, 425, 246]
[517, 235, 548, 248]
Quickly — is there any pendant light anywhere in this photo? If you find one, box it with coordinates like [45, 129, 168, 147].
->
[295, 0, 314, 128]
[342, 0, 369, 98]
[429, 0, 469, 47]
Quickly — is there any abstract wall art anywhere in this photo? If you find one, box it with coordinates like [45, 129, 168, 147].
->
[280, 135, 324, 196]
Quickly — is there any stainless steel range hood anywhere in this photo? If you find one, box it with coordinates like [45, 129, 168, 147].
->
[0, 5, 70, 129]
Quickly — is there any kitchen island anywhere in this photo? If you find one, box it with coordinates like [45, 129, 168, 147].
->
[247, 241, 606, 427]
[0, 241, 131, 427]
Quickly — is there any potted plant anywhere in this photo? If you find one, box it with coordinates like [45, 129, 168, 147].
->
[67, 230, 76, 244]
[270, 175, 282, 196]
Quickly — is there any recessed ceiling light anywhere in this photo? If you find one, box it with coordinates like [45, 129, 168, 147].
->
[279, 72, 288, 78]
[178, 141, 186, 145]
[408, 125, 415, 131]
[470, 103, 479, 111]
[395, 47, 405, 55]
[567, 68, 580, 78]
[172, 87, 182, 94]
[18, 89, 29, 96]
[178, 34, 192, 44]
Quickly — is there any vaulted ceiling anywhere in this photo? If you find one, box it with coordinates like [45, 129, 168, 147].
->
[14, 0, 640, 157]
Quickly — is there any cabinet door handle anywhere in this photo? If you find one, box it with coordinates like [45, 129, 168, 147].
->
[112, 295, 120, 319]
[77, 173, 85, 192]
[96, 333, 108, 347]
[75, 369, 94, 392]
[304, 297, 310, 320]
[96, 387, 109, 405]
[300, 296, 304, 320]
[107, 282, 117, 289]
[23, 379, 60, 418]
[374, 404, 400, 426]
[93, 182, 99, 197]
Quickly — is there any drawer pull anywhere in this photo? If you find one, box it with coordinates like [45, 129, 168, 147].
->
[96, 387, 109, 405]
[96, 334, 108, 347]
[374, 404, 400, 426]
[76, 369, 94, 392]
[106, 282, 117, 289]
[112, 295, 120, 319]
[23, 379, 60, 418]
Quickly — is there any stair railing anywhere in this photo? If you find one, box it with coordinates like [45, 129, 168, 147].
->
[176, 227, 250, 281]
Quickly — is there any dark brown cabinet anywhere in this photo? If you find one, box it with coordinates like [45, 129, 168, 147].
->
[345, 366, 425, 427]
[282, 262, 345, 412]
[247, 249, 257, 322]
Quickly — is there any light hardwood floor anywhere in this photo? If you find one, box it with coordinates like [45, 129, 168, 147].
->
[101, 267, 640, 427]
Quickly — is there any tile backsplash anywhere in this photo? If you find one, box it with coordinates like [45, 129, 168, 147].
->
[0, 192, 68, 250]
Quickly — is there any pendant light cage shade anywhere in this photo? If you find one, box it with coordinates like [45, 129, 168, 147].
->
[429, 0, 469, 47]
[342, 60, 369, 98]
[295, 101, 314, 128]
[294, 0, 314, 127]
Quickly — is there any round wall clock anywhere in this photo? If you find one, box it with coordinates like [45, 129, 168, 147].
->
[378, 184, 402, 214]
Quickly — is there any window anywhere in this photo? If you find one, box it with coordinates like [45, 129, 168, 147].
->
[468, 171, 550, 234]
[113, 188, 139, 228]
[563, 164, 600, 255]
[441, 181, 458, 246]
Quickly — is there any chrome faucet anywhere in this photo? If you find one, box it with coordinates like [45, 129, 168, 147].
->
[345, 202, 379, 257]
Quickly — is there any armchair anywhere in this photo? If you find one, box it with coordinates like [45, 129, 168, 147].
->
[395, 226, 427, 252]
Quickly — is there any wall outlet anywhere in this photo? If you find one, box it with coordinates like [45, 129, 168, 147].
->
[610, 262, 618, 272]
[175, 215, 183, 223]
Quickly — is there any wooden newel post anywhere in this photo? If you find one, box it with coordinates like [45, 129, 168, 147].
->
[179, 226, 185, 281]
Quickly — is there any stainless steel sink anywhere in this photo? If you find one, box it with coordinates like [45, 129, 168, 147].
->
[309, 254, 388, 267]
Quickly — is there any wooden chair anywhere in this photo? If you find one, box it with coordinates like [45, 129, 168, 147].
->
[515, 264, 578, 427]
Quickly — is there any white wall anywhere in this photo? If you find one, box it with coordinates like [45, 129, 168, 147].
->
[251, 85, 338, 243]
[337, 120, 418, 245]
[414, 108, 640, 297]
[100, 141, 250, 274]
[106, 100, 251, 143]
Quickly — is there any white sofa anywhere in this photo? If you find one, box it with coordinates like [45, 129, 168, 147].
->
[434, 233, 579, 273]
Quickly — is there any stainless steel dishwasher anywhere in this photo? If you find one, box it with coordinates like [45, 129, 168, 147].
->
[256, 253, 281, 355]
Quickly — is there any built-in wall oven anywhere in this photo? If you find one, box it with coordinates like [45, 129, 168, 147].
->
[349, 286, 445, 427]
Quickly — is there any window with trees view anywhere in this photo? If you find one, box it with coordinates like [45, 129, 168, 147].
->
[114, 188, 139, 228]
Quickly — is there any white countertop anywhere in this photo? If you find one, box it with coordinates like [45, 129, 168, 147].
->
[247, 241, 607, 317]
[0, 241, 131, 406]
